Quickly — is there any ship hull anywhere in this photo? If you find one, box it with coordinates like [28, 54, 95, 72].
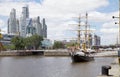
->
[71, 54, 94, 62]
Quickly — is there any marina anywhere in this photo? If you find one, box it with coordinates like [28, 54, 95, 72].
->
[0, 0, 119, 77]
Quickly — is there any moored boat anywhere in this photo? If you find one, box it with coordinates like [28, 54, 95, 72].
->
[69, 12, 95, 62]
[71, 51, 94, 62]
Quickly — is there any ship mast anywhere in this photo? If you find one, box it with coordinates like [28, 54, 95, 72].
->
[84, 13, 88, 49]
[77, 15, 81, 47]
[69, 13, 91, 50]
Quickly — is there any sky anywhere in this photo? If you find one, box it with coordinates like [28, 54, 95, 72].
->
[0, 0, 119, 45]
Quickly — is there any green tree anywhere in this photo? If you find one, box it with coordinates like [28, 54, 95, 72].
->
[11, 36, 25, 50]
[4, 44, 15, 50]
[11, 35, 43, 50]
[31, 34, 43, 49]
[25, 36, 33, 49]
[25, 34, 43, 49]
[53, 41, 64, 49]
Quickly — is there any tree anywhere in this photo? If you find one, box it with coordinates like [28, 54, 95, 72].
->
[24, 36, 33, 49]
[53, 41, 64, 49]
[11, 36, 25, 50]
[11, 35, 43, 50]
[4, 44, 15, 50]
[25, 34, 43, 49]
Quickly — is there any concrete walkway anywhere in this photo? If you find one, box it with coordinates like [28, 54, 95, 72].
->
[97, 58, 120, 77]
[94, 51, 117, 57]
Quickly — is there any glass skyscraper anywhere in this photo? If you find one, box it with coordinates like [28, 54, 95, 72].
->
[19, 5, 29, 37]
[8, 5, 47, 38]
[8, 8, 18, 34]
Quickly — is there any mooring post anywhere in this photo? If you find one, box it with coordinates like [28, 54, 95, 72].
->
[101, 65, 111, 76]
[118, 50, 120, 64]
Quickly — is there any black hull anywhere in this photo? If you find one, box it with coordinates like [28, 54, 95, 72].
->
[71, 54, 94, 62]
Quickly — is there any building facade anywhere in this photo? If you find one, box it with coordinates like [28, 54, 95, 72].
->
[19, 5, 29, 37]
[32, 16, 43, 36]
[8, 8, 18, 34]
[94, 35, 101, 46]
[8, 5, 47, 38]
[42, 18, 47, 38]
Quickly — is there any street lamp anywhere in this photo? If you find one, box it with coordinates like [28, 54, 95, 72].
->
[112, 0, 120, 45]
[115, 22, 119, 24]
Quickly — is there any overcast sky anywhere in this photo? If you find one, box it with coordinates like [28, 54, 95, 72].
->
[0, 0, 119, 45]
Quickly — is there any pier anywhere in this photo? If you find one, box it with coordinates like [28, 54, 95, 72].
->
[97, 58, 120, 77]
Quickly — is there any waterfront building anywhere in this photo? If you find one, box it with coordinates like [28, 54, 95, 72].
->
[8, 8, 18, 34]
[42, 18, 47, 38]
[19, 5, 29, 37]
[69, 40, 77, 43]
[1, 34, 18, 45]
[8, 5, 47, 38]
[22, 5, 29, 18]
[88, 33, 93, 47]
[26, 18, 36, 37]
[94, 35, 101, 46]
[41, 38, 53, 49]
[32, 16, 43, 36]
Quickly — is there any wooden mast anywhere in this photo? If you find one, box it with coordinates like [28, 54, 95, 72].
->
[77, 15, 81, 48]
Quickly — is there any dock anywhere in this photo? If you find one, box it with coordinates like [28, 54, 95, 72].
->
[97, 58, 120, 77]
[94, 51, 117, 57]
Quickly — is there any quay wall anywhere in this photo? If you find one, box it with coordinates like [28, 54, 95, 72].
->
[0, 50, 118, 56]
[0, 50, 70, 56]
[44, 50, 70, 56]
[0, 50, 33, 56]
[0, 50, 43, 56]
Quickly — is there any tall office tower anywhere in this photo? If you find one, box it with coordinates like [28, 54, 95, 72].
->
[16, 19, 19, 35]
[19, 5, 29, 37]
[94, 35, 101, 46]
[32, 16, 43, 36]
[88, 33, 92, 47]
[8, 8, 17, 34]
[26, 18, 36, 37]
[22, 5, 29, 18]
[97, 36, 101, 45]
[42, 18, 47, 38]
[94, 35, 97, 46]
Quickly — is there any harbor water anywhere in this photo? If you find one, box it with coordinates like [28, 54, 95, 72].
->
[0, 56, 116, 77]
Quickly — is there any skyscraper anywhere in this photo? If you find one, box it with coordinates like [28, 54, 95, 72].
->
[88, 33, 92, 47]
[22, 5, 29, 18]
[94, 35, 101, 46]
[8, 8, 18, 34]
[19, 5, 29, 37]
[42, 18, 47, 38]
[32, 16, 43, 36]
[26, 18, 35, 37]
[8, 5, 47, 38]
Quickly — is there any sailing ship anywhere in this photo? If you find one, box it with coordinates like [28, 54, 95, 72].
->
[70, 13, 95, 62]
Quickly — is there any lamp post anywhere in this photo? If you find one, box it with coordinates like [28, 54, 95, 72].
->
[112, 0, 120, 45]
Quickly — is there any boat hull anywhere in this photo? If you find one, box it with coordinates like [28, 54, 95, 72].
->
[71, 54, 94, 62]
